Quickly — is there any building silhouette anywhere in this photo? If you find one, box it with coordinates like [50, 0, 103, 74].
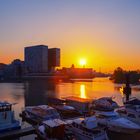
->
[25, 45, 48, 73]
[3, 59, 25, 79]
[1, 44, 61, 80]
[48, 48, 60, 72]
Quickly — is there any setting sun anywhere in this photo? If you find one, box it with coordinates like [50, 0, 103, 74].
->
[79, 58, 86, 67]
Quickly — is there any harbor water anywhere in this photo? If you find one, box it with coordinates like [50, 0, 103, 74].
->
[0, 77, 140, 139]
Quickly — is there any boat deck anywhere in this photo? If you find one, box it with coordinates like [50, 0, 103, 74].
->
[0, 127, 35, 139]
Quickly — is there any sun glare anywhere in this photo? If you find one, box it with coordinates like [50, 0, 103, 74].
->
[79, 58, 86, 67]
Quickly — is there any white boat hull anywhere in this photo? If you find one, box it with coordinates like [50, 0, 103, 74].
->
[97, 117, 140, 134]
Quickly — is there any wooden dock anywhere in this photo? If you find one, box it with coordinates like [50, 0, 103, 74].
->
[0, 127, 35, 139]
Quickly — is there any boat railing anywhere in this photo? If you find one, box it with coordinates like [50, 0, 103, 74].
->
[0, 105, 12, 112]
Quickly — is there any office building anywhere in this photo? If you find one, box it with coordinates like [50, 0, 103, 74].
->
[48, 48, 60, 71]
[25, 45, 48, 73]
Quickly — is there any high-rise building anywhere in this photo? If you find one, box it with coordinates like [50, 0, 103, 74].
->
[48, 48, 60, 71]
[25, 45, 48, 73]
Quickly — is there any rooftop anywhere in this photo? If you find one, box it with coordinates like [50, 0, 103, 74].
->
[25, 45, 48, 49]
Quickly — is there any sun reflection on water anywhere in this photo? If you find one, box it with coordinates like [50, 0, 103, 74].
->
[80, 84, 87, 98]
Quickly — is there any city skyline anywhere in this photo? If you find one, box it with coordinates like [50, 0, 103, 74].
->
[0, 0, 140, 72]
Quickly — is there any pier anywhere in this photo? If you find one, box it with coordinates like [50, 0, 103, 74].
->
[0, 127, 35, 140]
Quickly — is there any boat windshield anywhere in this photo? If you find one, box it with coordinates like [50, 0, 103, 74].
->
[0, 105, 11, 112]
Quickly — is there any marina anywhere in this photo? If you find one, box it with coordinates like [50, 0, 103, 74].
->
[0, 77, 140, 139]
[1, 0, 140, 139]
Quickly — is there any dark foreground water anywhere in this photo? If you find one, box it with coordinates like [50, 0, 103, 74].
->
[0, 77, 140, 139]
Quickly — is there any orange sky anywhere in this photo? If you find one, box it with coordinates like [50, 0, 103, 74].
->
[0, 1, 140, 72]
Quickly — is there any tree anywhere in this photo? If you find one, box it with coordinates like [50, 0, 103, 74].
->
[111, 67, 125, 83]
[111, 67, 140, 84]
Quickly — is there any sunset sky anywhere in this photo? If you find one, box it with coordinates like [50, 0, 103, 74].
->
[0, 0, 140, 72]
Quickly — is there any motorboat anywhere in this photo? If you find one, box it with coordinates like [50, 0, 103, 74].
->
[65, 116, 108, 140]
[95, 110, 140, 134]
[64, 96, 93, 114]
[92, 97, 118, 111]
[36, 119, 69, 140]
[116, 97, 140, 125]
[20, 105, 60, 125]
[0, 101, 20, 133]
[93, 97, 140, 134]
[53, 104, 82, 119]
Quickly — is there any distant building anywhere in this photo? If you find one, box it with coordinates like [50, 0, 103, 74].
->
[0, 63, 7, 79]
[48, 48, 60, 71]
[3, 59, 25, 79]
[60, 65, 93, 79]
[0, 63, 7, 70]
[25, 45, 48, 73]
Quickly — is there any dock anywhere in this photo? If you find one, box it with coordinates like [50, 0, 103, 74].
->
[0, 127, 35, 139]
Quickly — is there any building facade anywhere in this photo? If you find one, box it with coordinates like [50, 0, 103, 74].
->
[25, 45, 48, 73]
[48, 48, 60, 71]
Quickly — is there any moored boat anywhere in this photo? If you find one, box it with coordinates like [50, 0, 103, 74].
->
[93, 97, 140, 139]
[116, 97, 140, 125]
[53, 104, 82, 119]
[64, 96, 93, 114]
[20, 105, 60, 125]
[65, 116, 108, 140]
[95, 110, 140, 134]
[0, 101, 21, 133]
[92, 97, 118, 111]
[36, 118, 75, 140]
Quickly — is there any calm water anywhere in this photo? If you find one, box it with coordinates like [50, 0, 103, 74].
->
[0, 77, 140, 139]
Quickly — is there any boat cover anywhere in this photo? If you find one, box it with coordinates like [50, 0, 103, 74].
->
[25, 105, 60, 120]
[93, 97, 118, 111]
[125, 98, 140, 105]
